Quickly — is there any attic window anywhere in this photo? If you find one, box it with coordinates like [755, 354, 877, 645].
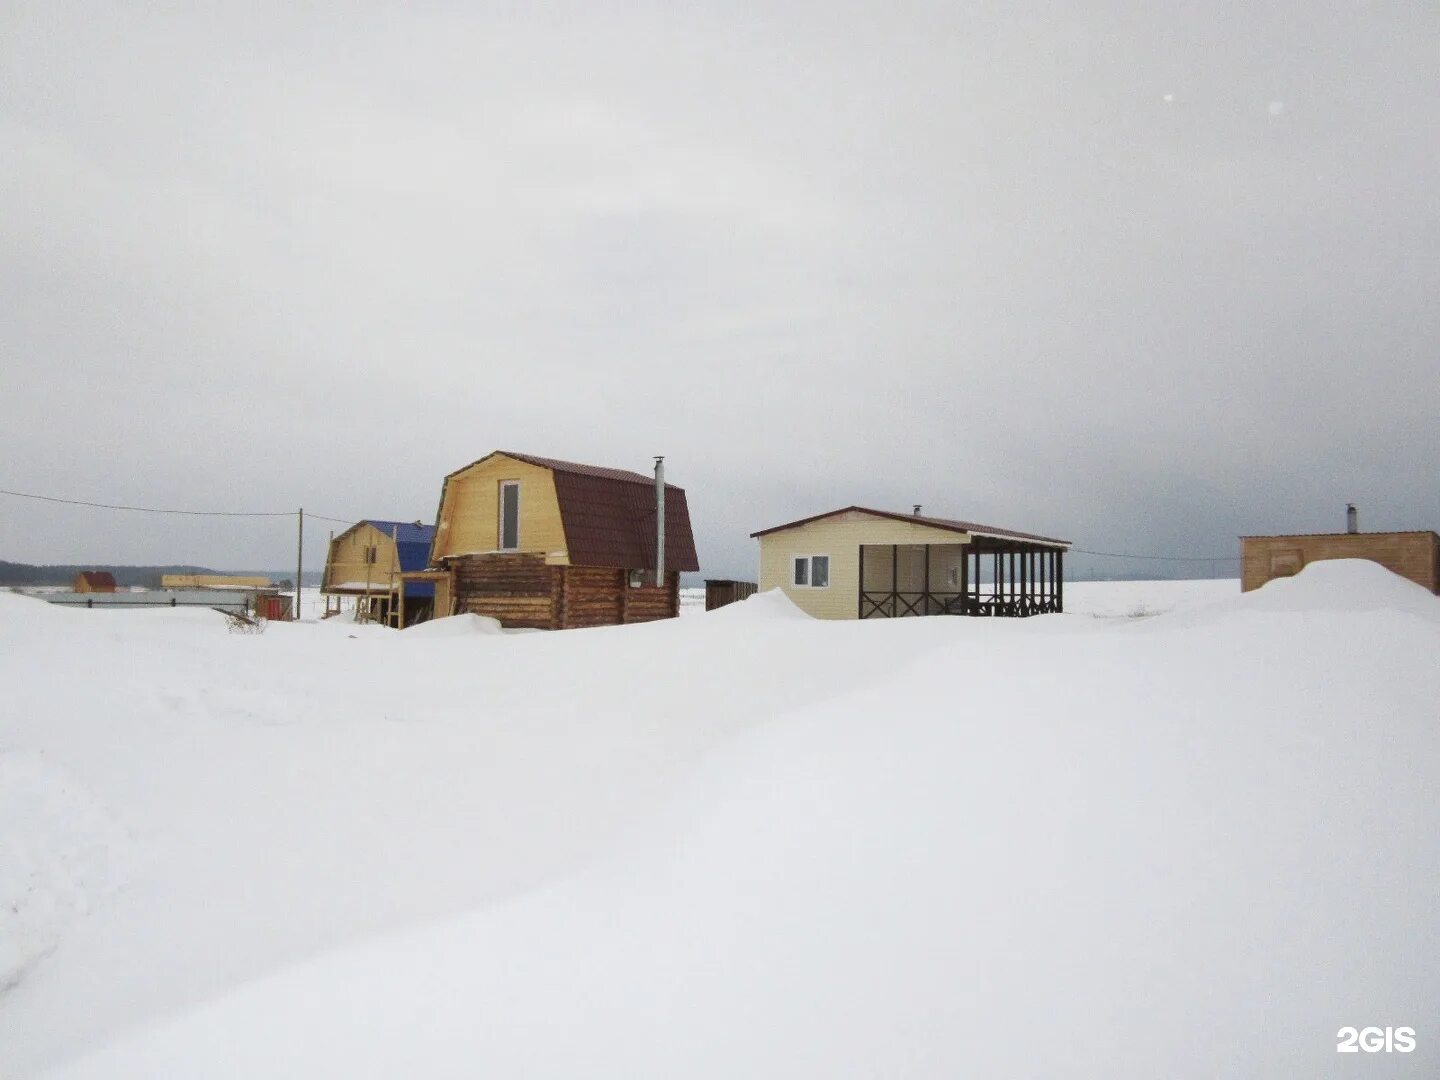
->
[499, 481, 520, 550]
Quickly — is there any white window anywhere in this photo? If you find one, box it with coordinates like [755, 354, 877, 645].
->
[499, 481, 520, 550]
[792, 555, 830, 588]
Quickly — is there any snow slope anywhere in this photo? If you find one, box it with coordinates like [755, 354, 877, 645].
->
[3, 565, 1437, 1077]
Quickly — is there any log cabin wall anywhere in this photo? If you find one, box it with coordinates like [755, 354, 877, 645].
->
[452, 552, 558, 629]
[450, 554, 680, 630]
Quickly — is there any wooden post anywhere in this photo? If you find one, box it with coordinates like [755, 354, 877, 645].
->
[960, 544, 969, 614]
[858, 544, 865, 619]
[363, 524, 374, 624]
[388, 525, 400, 628]
[891, 544, 898, 618]
[1056, 550, 1064, 612]
[923, 544, 930, 615]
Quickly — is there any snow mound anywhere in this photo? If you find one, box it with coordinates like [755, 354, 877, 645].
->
[0, 750, 133, 998]
[1160, 558, 1440, 630]
[704, 587, 812, 621]
[401, 613, 504, 637]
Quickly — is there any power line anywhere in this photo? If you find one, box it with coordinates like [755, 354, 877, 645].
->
[3, 485, 1242, 563]
[1071, 547, 1239, 562]
[0, 487, 294, 518]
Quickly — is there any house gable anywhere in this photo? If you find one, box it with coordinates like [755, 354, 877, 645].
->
[430, 452, 569, 565]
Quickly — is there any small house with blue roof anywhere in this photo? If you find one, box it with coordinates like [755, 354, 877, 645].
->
[322, 519, 438, 625]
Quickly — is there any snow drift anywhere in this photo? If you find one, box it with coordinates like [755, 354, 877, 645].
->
[2, 564, 1437, 1078]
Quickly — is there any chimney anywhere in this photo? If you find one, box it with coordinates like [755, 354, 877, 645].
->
[913, 504, 922, 516]
[654, 456, 666, 585]
[1346, 503, 1358, 534]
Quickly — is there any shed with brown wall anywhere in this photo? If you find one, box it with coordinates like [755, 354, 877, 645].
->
[1240, 531, 1440, 593]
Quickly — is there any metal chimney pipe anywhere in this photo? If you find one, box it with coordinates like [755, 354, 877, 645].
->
[1346, 503, 1358, 534]
[654, 456, 666, 586]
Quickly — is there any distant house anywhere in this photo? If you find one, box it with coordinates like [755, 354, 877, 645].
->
[73, 570, 117, 593]
[1242, 530, 1439, 594]
[322, 520, 438, 626]
[751, 506, 1069, 619]
[425, 451, 699, 630]
[160, 574, 272, 589]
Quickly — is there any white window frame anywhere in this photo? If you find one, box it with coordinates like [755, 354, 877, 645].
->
[792, 554, 830, 589]
[498, 481, 521, 551]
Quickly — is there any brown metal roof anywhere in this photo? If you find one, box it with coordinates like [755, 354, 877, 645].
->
[77, 570, 117, 588]
[750, 505, 1070, 547]
[435, 450, 700, 572]
[1239, 530, 1439, 540]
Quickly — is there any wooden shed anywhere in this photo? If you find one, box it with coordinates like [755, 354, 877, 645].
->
[705, 579, 758, 611]
[73, 571, 117, 593]
[322, 520, 440, 626]
[1240, 530, 1440, 593]
[751, 506, 1069, 620]
[426, 451, 699, 630]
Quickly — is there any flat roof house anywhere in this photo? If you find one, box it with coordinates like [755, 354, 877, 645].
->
[751, 506, 1069, 620]
[426, 451, 699, 630]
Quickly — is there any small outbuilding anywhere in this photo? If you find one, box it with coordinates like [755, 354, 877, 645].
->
[705, 579, 758, 611]
[322, 520, 439, 626]
[73, 571, 117, 593]
[751, 506, 1069, 619]
[161, 574, 273, 589]
[426, 450, 699, 629]
[1241, 530, 1439, 594]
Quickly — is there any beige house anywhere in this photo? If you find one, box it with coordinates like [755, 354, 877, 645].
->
[752, 506, 1069, 619]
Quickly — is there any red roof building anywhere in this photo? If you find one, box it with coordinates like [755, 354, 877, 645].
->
[73, 571, 117, 593]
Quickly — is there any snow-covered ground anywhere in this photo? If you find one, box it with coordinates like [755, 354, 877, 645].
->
[2, 566, 1436, 1077]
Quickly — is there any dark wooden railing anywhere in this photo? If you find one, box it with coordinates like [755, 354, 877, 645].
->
[860, 591, 1061, 619]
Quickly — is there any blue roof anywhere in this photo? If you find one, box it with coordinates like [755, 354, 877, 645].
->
[363, 520, 436, 576]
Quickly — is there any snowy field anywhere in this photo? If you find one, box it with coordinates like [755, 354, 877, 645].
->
[1, 566, 1436, 1077]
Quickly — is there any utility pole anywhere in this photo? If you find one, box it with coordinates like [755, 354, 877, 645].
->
[295, 508, 304, 622]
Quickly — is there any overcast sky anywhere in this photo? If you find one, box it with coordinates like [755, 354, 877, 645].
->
[2, 2, 1436, 579]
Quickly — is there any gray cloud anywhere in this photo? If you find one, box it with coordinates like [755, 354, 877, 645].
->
[3, 2, 1436, 578]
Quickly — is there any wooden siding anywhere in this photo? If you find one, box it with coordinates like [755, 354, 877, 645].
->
[449, 553, 679, 629]
[322, 524, 400, 593]
[757, 514, 979, 619]
[433, 454, 569, 565]
[1241, 532, 1440, 593]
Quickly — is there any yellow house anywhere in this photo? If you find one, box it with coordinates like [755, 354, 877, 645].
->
[322, 520, 441, 625]
[427, 450, 699, 630]
[751, 506, 1069, 619]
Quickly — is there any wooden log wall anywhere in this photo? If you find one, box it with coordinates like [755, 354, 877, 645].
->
[450, 555, 682, 630]
[452, 552, 558, 630]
